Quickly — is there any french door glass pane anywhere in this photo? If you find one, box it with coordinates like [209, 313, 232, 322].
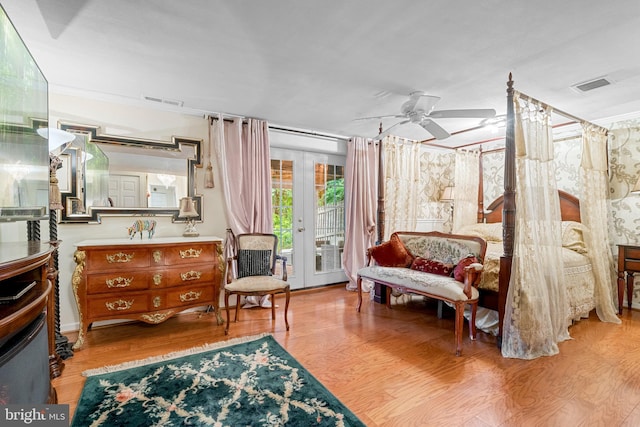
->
[271, 159, 294, 276]
[314, 162, 344, 272]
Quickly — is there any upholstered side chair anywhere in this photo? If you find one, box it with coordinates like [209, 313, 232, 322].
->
[224, 233, 290, 334]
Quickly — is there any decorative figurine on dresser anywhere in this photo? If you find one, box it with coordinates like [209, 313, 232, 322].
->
[72, 236, 224, 349]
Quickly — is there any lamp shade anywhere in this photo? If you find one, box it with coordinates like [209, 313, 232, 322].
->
[178, 197, 198, 218]
[441, 186, 455, 201]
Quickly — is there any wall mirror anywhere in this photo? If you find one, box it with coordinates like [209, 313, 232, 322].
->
[57, 123, 202, 223]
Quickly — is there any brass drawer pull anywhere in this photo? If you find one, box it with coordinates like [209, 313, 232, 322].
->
[180, 248, 202, 259]
[106, 277, 133, 288]
[153, 296, 162, 308]
[180, 270, 202, 281]
[153, 250, 162, 263]
[180, 291, 202, 302]
[141, 312, 169, 323]
[153, 274, 162, 286]
[105, 299, 134, 311]
[106, 252, 135, 263]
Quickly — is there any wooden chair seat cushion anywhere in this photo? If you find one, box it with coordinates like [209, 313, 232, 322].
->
[225, 276, 289, 292]
[358, 266, 480, 301]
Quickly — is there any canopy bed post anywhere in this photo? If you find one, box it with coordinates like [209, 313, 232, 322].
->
[498, 73, 517, 345]
[376, 122, 385, 245]
[477, 146, 484, 223]
[372, 122, 387, 304]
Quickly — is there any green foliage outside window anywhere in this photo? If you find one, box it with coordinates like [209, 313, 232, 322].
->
[272, 187, 293, 249]
[321, 178, 344, 206]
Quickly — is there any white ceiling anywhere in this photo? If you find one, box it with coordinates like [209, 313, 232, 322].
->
[3, 0, 640, 147]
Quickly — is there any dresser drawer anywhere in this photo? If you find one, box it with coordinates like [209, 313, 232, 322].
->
[86, 248, 151, 271]
[165, 265, 215, 287]
[623, 247, 640, 261]
[87, 292, 150, 317]
[625, 259, 640, 272]
[86, 271, 150, 294]
[164, 244, 217, 265]
[166, 285, 214, 307]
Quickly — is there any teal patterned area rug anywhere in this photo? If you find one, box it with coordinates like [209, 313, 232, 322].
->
[72, 334, 364, 426]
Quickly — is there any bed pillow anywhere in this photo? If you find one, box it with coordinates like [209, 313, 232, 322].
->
[370, 234, 414, 267]
[456, 223, 503, 242]
[453, 255, 480, 282]
[410, 257, 454, 276]
[561, 221, 588, 254]
[238, 249, 272, 278]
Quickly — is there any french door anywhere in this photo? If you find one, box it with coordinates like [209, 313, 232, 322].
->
[271, 148, 347, 290]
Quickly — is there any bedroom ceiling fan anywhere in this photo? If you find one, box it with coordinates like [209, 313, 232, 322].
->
[357, 91, 496, 140]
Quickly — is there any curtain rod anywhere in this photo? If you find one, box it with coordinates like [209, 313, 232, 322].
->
[514, 90, 609, 134]
[268, 124, 349, 141]
[206, 115, 349, 141]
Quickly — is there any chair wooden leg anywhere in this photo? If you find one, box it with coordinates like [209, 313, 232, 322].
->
[356, 276, 363, 312]
[284, 287, 290, 331]
[271, 293, 276, 320]
[454, 301, 464, 356]
[469, 300, 478, 340]
[224, 291, 231, 335]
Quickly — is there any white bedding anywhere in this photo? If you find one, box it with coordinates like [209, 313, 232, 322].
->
[457, 222, 596, 322]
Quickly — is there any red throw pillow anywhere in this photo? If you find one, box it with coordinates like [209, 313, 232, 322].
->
[370, 234, 414, 267]
[453, 255, 480, 282]
[410, 257, 453, 276]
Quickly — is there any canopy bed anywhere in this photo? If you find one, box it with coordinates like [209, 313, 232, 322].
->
[466, 74, 620, 358]
[371, 73, 620, 359]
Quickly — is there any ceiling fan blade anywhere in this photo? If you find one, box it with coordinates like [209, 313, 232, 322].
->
[372, 120, 410, 141]
[428, 109, 497, 119]
[353, 114, 404, 122]
[419, 118, 451, 140]
[401, 92, 440, 115]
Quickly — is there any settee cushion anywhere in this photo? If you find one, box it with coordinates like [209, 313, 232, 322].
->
[370, 234, 414, 267]
[358, 266, 480, 301]
[410, 257, 453, 276]
[453, 255, 480, 282]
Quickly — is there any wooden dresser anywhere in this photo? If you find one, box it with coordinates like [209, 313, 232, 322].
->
[72, 236, 224, 349]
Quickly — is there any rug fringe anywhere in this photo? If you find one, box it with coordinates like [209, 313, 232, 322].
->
[82, 333, 272, 377]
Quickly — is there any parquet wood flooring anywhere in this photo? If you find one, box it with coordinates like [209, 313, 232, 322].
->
[53, 285, 640, 426]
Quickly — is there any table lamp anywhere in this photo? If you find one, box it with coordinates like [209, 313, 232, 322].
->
[179, 197, 199, 237]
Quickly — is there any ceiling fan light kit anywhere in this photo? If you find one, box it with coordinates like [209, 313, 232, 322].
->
[358, 91, 496, 141]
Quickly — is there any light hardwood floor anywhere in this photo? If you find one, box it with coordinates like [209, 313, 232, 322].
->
[54, 285, 640, 426]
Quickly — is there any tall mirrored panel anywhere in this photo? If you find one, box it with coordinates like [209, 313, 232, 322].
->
[0, 5, 49, 221]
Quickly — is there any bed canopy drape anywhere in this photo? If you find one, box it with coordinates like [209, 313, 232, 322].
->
[499, 75, 620, 358]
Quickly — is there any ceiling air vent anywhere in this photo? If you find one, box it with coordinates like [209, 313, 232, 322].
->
[571, 76, 614, 93]
[143, 95, 184, 107]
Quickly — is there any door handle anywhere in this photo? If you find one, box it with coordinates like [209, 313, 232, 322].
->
[297, 227, 305, 232]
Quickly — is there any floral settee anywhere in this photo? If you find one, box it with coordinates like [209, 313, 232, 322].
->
[356, 231, 487, 356]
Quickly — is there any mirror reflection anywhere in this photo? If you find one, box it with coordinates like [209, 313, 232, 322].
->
[57, 124, 202, 223]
